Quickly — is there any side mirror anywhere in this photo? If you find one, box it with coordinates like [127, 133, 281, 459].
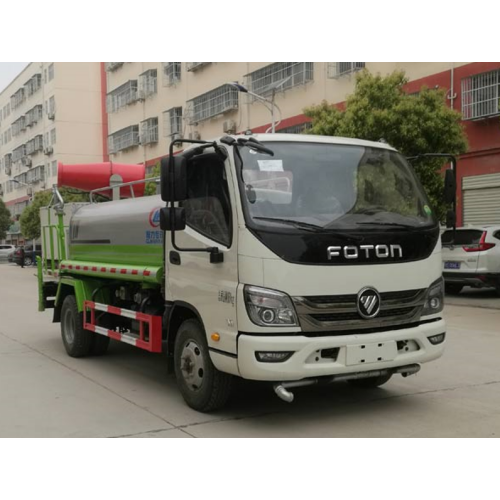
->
[446, 209, 456, 229]
[161, 156, 187, 202]
[444, 169, 456, 205]
[160, 207, 186, 231]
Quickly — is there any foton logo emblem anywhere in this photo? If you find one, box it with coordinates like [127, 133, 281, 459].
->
[357, 287, 381, 319]
[327, 245, 403, 260]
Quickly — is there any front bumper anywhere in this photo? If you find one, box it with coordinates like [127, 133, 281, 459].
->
[443, 272, 500, 288]
[237, 318, 445, 381]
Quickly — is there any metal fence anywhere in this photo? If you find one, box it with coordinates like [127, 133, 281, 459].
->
[163, 107, 183, 137]
[106, 80, 138, 113]
[108, 125, 140, 153]
[246, 62, 314, 97]
[162, 63, 181, 86]
[140, 118, 159, 145]
[462, 69, 500, 120]
[187, 85, 238, 124]
[327, 62, 365, 78]
[138, 69, 157, 99]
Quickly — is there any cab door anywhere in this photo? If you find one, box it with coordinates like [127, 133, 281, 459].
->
[165, 152, 239, 357]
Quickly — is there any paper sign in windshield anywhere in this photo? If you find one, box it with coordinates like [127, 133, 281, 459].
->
[257, 159, 284, 172]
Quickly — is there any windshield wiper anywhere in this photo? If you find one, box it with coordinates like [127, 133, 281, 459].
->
[253, 217, 322, 231]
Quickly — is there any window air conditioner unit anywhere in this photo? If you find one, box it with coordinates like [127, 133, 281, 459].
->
[5, 166, 11, 176]
[223, 119, 237, 134]
[25, 158, 32, 167]
[27, 187, 33, 196]
[190, 131, 201, 140]
[48, 112, 55, 120]
[44, 146, 53, 155]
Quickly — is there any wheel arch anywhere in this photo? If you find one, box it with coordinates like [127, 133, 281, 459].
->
[166, 301, 205, 356]
[53, 277, 94, 323]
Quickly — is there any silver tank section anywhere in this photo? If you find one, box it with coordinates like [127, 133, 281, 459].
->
[68, 195, 165, 266]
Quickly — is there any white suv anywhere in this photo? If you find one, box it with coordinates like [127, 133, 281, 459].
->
[441, 225, 500, 296]
[0, 244, 16, 260]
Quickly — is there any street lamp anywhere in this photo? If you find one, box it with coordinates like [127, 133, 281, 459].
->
[227, 79, 288, 133]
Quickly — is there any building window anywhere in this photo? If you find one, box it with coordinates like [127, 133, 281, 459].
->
[51, 161, 58, 177]
[186, 62, 211, 72]
[50, 128, 56, 144]
[27, 165, 45, 184]
[26, 135, 44, 155]
[108, 125, 140, 154]
[138, 69, 158, 99]
[246, 62, 314, 97]
[162, 63, 181, 86]
[25, 105, 43, 127]
[327, 62, 365, 78]
[163, 107, 183, 137]
[46, 96, 56, 119]
[3, 129, 12, 145]
[25, 74, 42, 97]
[187, 85, 238, 124]
[4, 154, 12, 173]
[276, 122, 312, 134]
[48, 64, 54, 81]
[462, 69, 500, 121]
[105, 62, 123, 72]
[12, 116, 26, 136]
[12, 145, 27, 163]
[3, 103, 10, 118]
[106, 80, 138, 113]
[140, 117, 159, 145]
[10, 88, 25, 109]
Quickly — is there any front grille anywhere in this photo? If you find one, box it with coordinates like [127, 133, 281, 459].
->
[293, 288, 427, 333]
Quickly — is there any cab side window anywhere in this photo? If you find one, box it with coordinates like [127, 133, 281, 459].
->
[494, 231, 500, 241]
[181, 154, 232, 247]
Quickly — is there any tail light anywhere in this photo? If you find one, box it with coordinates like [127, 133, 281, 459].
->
[463, 232, 495, 252]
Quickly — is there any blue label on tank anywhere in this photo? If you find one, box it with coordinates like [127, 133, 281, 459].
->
[146, 230, 164, 244]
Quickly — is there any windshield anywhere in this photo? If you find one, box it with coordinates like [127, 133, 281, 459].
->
[238, 142, 435, 231]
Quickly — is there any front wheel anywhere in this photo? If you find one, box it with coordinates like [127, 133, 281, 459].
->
[348, 373, 392, 388]
[174, 319, 233, 412]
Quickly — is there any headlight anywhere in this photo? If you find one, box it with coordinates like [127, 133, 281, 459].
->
[244, 285, 299, 327]
[422, 278, 444, 316]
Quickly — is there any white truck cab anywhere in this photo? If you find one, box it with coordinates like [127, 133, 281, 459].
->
[162, 134, 447, 408]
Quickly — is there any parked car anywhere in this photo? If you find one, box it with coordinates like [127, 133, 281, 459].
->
[0, 244, 16, 260]
[441, 225, 500, 296]
[13, 244, 42, 267]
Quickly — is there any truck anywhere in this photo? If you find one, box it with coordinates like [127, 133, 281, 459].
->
[37, 134, 457, 412]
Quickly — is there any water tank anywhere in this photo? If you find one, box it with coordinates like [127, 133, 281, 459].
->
[69, 195, 164, 266]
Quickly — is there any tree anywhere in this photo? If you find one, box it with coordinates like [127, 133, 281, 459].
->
[0, 198, 12, 241]
[144, 161, 161, 196]
[20, 187, 89, 241]
[304, 70, 468, 221]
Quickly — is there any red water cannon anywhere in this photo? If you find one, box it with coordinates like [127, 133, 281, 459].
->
[57, 162, 146, 198]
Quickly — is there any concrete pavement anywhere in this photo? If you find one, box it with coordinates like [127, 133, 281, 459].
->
[0, 262, 499, 437]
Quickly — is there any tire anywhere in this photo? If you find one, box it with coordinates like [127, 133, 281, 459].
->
[445, 284, 463, 295]
[24, 256, 33, 266]
[174, 319, 232, 412]
[348, 373, 392, 389]
[61, 295, 93, 358]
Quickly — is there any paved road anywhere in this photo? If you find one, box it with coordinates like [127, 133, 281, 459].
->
[0, 263, 499, 437]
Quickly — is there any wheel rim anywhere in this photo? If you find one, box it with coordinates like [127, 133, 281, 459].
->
[63, 307, 76, 345]
[25, 258, 32, 266]
[180, 340, 205, 392]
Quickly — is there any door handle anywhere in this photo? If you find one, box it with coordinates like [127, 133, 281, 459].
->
[169, 251, 181, 265]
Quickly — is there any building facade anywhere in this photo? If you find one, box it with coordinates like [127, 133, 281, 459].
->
[0, 62, 104, 243]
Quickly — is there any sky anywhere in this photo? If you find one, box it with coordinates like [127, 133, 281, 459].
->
[0, 62, 29, 93]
